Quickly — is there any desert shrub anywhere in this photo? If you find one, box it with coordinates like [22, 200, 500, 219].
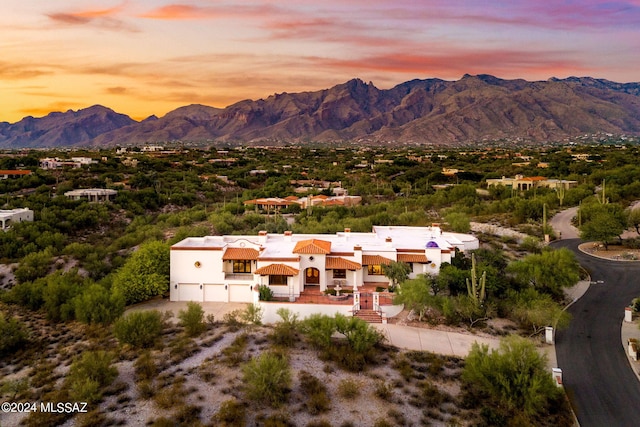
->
[258, 284, 274, 301]
[134, 351, 157, 381]
[178, 301, 206, 337]
[270, 308, 299, 347]
[242, 351, 291, 407]
[301, 314, 336, 350]
[240, 303, 263, 325]
[260, 412, 295, 427]
[462, 335, 570, 425]
[299, 370, 330, 415]
[67, 350, 117, 403]
[212, 399, 246, 426]
[14, 248, 54, 284]
[74, 284, 125, 325]
[221, 333, 248, 367]
[113, 310, 163, 348]
[337, 378, 361, 399]
[223, 309, 244, 331]
[374, 381, 394, 402]
[0, 312, 29, 356]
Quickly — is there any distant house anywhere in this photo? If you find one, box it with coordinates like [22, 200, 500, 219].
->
[0, 208, 34, 230]
[64, 188, 117, 202]
[0, 170, 31, 179]
[40, 157, 96, 169]
[486, 175, 577, 191]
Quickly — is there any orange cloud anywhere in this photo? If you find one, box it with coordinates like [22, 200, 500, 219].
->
[140, 3, 278, 20]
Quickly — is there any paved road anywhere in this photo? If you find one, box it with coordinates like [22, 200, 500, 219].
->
[549, 206, 580, 239]
[554, 239, 640, 426]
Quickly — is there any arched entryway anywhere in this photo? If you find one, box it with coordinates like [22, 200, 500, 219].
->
[305, 267, 320, 286]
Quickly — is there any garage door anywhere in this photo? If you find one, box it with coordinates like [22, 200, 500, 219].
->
[178, 283, 203, 302]
[204, 284, 226, 302]
[229, 284, 253, 302]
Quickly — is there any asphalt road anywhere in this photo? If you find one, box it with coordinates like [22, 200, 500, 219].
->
[554, 239, 640, 426]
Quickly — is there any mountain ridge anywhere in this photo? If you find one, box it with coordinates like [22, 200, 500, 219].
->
[1, 75, 639, 148]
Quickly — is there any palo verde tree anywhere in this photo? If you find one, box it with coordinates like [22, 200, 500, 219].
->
[507, 247, 580, 299]
[462, 335, 571, 426]
[382, 261, 412, 291]
[112, 240, 170, 305]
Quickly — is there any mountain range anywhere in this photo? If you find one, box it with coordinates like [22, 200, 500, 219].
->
[1, 74, 639, 148]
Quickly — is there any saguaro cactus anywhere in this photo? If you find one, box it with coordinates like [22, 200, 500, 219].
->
[466, 253, 486, 306]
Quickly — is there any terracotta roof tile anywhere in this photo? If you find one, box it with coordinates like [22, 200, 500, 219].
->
[293, 239, 332, 254]
[254, 264, 299, 276]
[222, 247, 259, 260]
[397, 253, 429, 263]
[362, 255, 393, 265]
[326, 257, 362, 270]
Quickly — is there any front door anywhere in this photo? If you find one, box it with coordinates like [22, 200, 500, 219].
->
[305, 267, 320, 285]
[360, 292, 373, 309]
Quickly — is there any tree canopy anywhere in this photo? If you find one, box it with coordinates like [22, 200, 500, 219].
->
[112, 240, 170, 305]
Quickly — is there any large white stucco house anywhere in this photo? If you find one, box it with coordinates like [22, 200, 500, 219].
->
[170, 226, 479, 304]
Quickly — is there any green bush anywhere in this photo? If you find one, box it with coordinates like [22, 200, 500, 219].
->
[67, 350, 117, 403]
[178, 301, 206, 337]
[242, 351, 291, 407]
[240, 304, 263, 325]
[0, 312, 29, 356]
[270, 308, 299, 347]
[258, 284, 274, 301]
[462, 335, 567, 424]
[113, 310, 163, 348]
[74, 284, 125, 325]
[111, 240, 169, 305]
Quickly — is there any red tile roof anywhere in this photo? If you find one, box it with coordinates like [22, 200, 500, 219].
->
[397, 253, 429, 263]
[293, 239, 332, 254]
[254, 264, 299, 276]
[362, 255, 393, 265]
[326, 257, 362, 270]
[222, 247, 259, 260]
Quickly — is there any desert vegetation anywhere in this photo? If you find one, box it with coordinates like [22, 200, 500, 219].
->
[3, 143, 640, 424]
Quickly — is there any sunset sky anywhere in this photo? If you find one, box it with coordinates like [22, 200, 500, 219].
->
[1, 0, 639, 123]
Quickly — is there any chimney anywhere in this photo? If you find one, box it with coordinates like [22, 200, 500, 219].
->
[344, 228, 351, 240]
[284, 230, 293, 242]
[385, 237, 393, 247]
[354, 244, 362, 251]
[258, 230, 267, 243]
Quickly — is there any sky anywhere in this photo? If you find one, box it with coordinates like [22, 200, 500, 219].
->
[1, 0, 639, 123]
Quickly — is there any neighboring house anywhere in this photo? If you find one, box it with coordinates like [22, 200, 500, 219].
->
[0, 170, 31, 179]
[243, 195, 362, 211]
[170, 226, 479, 303]
[40, 157, 96, 169]
[0, 208, 34, 230]
[486, 175, 577, 191]
[64, 188, 117, 202]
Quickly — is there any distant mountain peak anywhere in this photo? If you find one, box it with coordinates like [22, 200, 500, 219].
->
[1, 75, 639, 148]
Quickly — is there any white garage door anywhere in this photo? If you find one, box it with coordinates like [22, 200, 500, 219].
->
[204, 284, 226, 302]
[179, 283, 203, 302]
[229, 284, 253, 302]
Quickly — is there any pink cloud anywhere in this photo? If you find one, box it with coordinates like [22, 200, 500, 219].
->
[314, 49, 593, 79]
[46, 2, 137, 31]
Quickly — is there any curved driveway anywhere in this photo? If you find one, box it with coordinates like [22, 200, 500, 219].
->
[553, 238, 640, 426]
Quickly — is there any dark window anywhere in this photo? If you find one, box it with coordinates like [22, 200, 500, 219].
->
[334, 269, 346, 278]
[269, 275, 287, 285]
[233, 260, 252, 273]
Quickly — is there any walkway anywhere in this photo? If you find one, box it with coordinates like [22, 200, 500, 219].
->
[374, 324, 500, 357]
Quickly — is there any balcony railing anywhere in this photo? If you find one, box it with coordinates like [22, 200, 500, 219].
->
[224, 273, 253, 280]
